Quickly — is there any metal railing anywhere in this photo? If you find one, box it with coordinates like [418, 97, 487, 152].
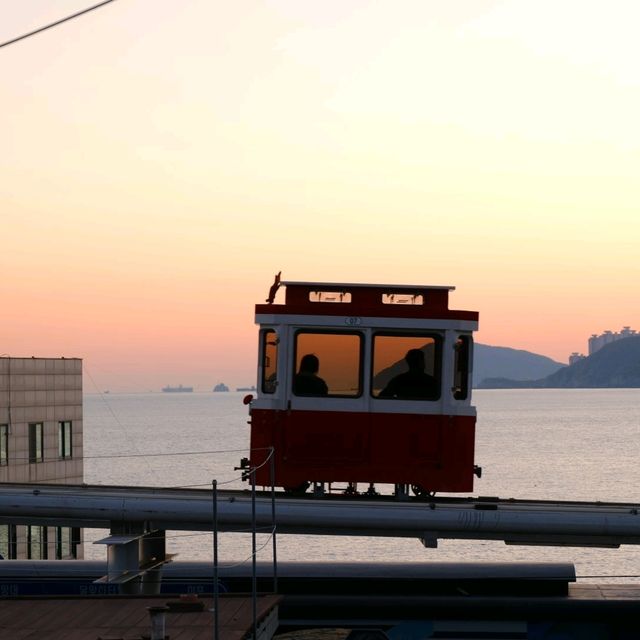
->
[212, 447, 277, 640]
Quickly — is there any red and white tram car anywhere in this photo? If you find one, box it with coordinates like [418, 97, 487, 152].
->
[246, 275, 480, 496]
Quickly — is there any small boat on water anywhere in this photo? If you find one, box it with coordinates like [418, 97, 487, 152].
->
[162, 385, 193, 393]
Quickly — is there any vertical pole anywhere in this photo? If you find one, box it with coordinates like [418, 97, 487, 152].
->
[251, 464, 257, 640]
[148, 606, 169, 640]
[270, 447, 277, 593]
[213, 480, 219, 640]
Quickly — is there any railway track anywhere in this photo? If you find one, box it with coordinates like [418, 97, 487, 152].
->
[0, 482, 639, 548]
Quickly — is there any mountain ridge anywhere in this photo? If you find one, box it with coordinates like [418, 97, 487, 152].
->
[478, 336, 640, 388]
[473, 343, 564, 388]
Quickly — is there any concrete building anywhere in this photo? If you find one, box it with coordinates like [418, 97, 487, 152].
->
[568, 352, 586, 366]
[588, 327, 637, 356]
[0, 357, 83, 560]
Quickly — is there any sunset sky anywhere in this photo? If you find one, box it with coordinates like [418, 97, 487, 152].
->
[2, 1, 640, 392]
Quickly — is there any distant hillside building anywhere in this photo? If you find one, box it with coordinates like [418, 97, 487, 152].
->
[588, 327, 637, 356]
[568, 352, 586, 366]
[0, 357, 83, 560]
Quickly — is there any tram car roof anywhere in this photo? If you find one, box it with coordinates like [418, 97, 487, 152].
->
[256, 277, 478, 322]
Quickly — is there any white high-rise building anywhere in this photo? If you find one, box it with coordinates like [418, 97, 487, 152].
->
[588, 327, 638, 356]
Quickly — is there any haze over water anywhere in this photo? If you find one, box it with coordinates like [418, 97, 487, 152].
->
[83, 389, 640, 582]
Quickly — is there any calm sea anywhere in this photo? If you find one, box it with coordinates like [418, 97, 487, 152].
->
[83, 389, 640, 582]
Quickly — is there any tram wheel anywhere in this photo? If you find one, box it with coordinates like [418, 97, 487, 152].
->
[283, 481, 310, 496]
[344, 482, 358, 496]
[411, 484, 436, 499]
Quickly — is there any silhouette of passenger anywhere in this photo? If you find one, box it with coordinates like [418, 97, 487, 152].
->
[293, 354, 329, 396]
[379, 349, 438, 399]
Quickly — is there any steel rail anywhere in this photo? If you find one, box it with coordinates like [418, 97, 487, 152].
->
[0, 483, 639, 548]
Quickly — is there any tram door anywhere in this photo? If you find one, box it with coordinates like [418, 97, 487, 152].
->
[369, 332, 445, 485]
[282, 329, 369, 480]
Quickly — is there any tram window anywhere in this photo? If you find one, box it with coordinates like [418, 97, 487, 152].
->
[310, 291, 352, 303]
[261, 329, 278, 394]
[372, 334, 441, 400]
[294, 332, 362, 397]
[382, 293, 424, 305]
[453, 335, 471, 400]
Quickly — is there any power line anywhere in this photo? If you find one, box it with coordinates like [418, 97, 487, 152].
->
[0, 0, 117, 50]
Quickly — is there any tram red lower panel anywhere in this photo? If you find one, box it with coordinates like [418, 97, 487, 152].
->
[249, 409, 476, 493]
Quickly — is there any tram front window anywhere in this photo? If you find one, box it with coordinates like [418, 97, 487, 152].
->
[372, 334, 441, 400]
[293, 331, 362, 397]
[261, 329, 278, 394]
[453, 335, 471, 400]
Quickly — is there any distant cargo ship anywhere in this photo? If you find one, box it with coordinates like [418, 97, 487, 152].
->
[162, 385, 193, 393]
[236, 386, 257, 392]
[213, 383, 229, 392]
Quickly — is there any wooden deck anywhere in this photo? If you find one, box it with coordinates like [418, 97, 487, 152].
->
[0, 593, 281, 640]
[4, 584, 640, 638]
[570, 583, 640, 600]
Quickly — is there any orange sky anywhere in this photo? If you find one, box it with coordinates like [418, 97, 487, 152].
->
[2, 1, 640, 392]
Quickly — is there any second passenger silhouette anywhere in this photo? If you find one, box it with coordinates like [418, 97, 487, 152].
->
[379, 348, 438, 399]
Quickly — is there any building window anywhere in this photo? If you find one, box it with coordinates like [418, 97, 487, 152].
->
[27, 525, 48, 560]
[293, 331, 363, 397]
[0, 424, 8, 466]
[0, 525, 6, 559]
[56, 527, 72, 559]
[372, 333, 442, 400]
[28, 423, 44, 463]
[0, 524, 17, 559]
[71, 527, 81, 559]
[58, 421, 72, 459]
[261, 330, 278, 394]
[54, 527, 81, 559]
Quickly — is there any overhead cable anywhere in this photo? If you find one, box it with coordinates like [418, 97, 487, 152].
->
[0, 0, 117, 50]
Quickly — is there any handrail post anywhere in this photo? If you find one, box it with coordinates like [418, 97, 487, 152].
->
[270, 447, 277, 593]
[251, 463, 258, 640]
[212, 479, 219, 640]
